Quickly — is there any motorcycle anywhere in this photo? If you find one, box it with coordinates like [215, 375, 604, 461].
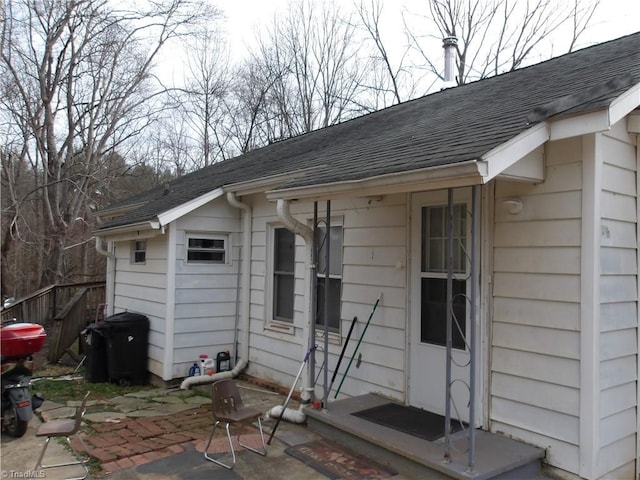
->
[1, 321, 47, 437]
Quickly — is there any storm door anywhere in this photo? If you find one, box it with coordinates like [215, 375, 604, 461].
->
[409, 188, 476, 424]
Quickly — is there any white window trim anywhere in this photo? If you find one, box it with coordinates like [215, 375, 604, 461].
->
[264, 224, 295, 334]
[185, 232, 230, 265]
[130, 240, 147, 265]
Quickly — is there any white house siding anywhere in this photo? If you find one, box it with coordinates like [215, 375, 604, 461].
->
[491, 136, 583, 473]
[113, 234, 167, 379]
[597, 123, 638, 479]
[172, 199, 242, 379]
[245, 193, 408, 402]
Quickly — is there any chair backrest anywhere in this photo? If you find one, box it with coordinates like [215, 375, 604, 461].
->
[211, 379, 243, 418]
[72, 391, 91, 434]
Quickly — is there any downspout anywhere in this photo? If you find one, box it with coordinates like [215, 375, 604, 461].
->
[95, 236, 116, 316]
[276, 199, 315, 404]
[180, 192, 252, 389]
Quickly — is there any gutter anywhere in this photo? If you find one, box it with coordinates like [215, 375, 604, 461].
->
[94, 236, 116, 317]
[266, 160, 485, 202]
[94, 236, 114, 259]
[180, 192, 252, 389]
[93, 220, 162, 239]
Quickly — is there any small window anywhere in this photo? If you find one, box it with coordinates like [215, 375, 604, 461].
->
[273, 228, 295, 323]
[186, 235, 228, 264]
[131, 240, 146, 264]
[420, 204, 467, 349]
[315, 224, 343, 332]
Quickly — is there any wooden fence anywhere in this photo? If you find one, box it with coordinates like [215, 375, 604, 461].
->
[1, 282, 106, 362]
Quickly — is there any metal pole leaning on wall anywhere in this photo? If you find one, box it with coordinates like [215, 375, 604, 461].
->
[334, 293, 382, 399]
[328, 316, 357, 397]
[267, 345, 317, 445]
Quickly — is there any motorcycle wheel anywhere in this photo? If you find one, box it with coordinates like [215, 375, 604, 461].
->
[3, 406, 28, 437]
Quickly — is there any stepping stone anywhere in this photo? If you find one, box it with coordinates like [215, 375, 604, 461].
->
[40, 406, 77, 421]
[109, 396, 149, 412]
[84, 411, 127, 423]
[151, 395, 186, 404]
[184, 395, 210, 405]
[124, 388, 172, 399]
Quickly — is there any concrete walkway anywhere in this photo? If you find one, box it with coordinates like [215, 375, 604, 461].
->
[1, 380, 409, 479]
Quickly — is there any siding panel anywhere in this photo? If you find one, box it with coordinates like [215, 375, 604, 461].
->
[490, 141, 585, 476]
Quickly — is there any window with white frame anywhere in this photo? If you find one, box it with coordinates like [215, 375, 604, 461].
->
[272, 227, 295, 323]
[186, 234, 228, 264]
[315, 224, 343, 332]
[420, 204, 467, 349]
[131, 240, 146, 264]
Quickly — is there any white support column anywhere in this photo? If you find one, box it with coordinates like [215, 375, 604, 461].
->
[579, 133, 602, 479]
[163, 223, 176, 381]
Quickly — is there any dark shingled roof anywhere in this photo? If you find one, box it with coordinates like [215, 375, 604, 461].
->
[98, 32, 640, 230]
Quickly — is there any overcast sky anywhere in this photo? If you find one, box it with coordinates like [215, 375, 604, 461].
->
[219, 0, 640, 59]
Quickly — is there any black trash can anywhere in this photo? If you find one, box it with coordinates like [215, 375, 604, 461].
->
[103, 312, 149, 386]
[81, 323, 109, 383]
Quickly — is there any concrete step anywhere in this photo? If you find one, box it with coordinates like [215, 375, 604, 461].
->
[305, 394, 546, 480]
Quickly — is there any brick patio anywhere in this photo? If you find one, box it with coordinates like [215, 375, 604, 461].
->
[72, 403, 265, 475]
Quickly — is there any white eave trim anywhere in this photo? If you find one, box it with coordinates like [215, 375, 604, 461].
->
[482, 122, 549, 182]
[94, 220, 162, 241]
[266, 160, 487, 201]
[157, 187, 224, 226]
[549, 82, 640, 140]
[610, 82, 640, 126]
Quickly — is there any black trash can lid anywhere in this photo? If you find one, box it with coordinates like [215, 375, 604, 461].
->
[104, 312, 149, 327]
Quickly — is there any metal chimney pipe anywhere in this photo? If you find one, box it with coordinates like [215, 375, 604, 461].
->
[443, 36, 458, 88]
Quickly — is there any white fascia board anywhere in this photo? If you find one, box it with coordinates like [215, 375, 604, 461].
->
[610, 82, 640, 127]
[94, 221, 162, 242]
[482, 122, 549, 182]
[157, 187, 224, 227]
[549, 109, 610, 140]
[265, 161, 485, 202]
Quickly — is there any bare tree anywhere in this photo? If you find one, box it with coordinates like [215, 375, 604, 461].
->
[354, 0, 419, 107]
[404, 0, 600, 86]
[0, 0, 214, 290]
[173, 27, 231, 168]
[242, 0, 371, 143]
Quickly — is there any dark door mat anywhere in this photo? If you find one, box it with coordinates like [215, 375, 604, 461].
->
[285, 439, 397, 479]
[352, 402, 466, 441]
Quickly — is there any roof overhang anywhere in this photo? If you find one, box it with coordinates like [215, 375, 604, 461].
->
[157, 188, 225, 226]
[266, 84, 640, 202]
[548, 81, 640, 140]
[225, 166, 326, 196]
[266, 160, 487, 202]
[95, 201, 148, 224]
[97, 82, 640, 232]
[265, 123, 552, 202]
[93, 220, 162, 242]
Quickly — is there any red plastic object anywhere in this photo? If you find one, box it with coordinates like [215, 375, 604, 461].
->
[1, 323, 47, 358]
